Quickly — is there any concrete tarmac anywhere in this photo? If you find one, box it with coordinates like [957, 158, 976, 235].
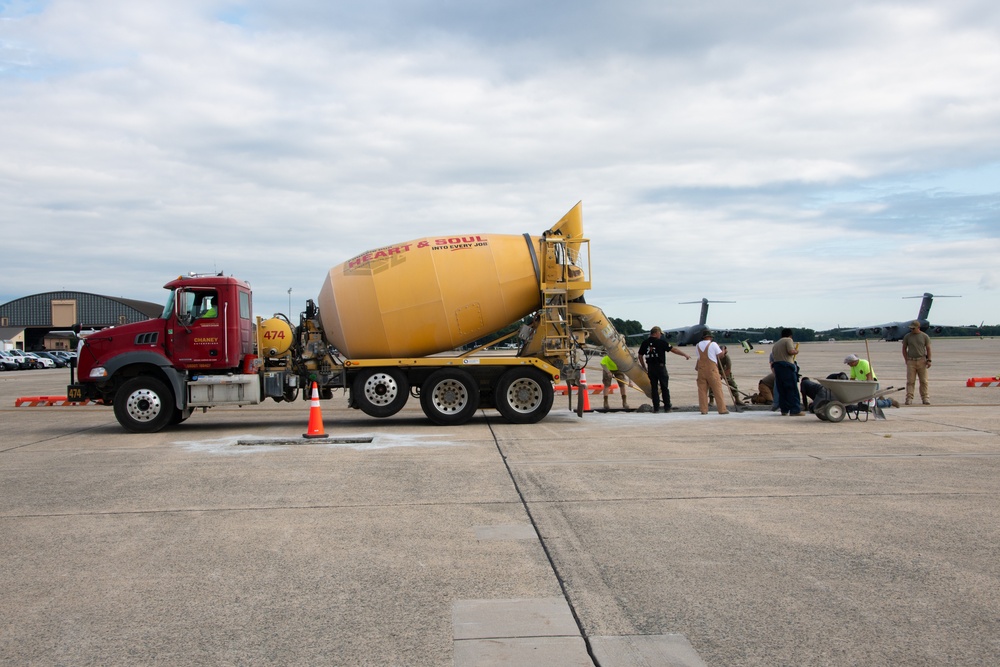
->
[1, 339, 998, 666]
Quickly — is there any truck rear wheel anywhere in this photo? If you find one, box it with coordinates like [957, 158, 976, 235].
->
[495, 368, 554, 424]
[353, 368, 409, 418]
[114, 376, 176, 433]
[420, 369, 480, 425]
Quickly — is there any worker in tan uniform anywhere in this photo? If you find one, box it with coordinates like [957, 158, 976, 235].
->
[695, 329, 729, 415]
[901, 320, 932, 405]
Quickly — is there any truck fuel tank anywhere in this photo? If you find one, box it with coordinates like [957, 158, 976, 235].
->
[259, 317, 294, 357]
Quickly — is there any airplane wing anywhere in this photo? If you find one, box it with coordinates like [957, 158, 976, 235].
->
[719, 328, 763, 336]
[627, 328, 684, 340]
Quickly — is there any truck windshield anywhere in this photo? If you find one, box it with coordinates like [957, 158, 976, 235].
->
[161, 290, 176, 320]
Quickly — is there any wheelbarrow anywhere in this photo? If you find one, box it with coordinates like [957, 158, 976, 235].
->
[812, 379, 904, 423]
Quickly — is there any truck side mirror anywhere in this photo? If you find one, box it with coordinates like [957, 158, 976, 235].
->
[175, 290, 194, 328]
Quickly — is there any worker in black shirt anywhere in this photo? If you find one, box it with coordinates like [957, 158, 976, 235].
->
[638, 326, 691, 412]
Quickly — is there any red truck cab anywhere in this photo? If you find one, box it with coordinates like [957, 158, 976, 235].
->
[159, 274, 254, 371]
[70, 274, 255, 431]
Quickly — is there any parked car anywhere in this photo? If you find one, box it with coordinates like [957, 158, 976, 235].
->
[22, 351, 55, 368]
[4, 350, 34, 369]
[50, 350, 76, 366]
[35, 351, 67, 368]
[0, 351, 17, 371]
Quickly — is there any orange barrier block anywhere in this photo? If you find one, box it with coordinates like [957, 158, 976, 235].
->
[556, 381, 619, 395]
[14, 396, 95, 407]
[966, 377, 1000, 387]
[591, 381, 618, 395]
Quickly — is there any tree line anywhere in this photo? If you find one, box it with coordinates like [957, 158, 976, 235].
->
[477, 318, 997, 349]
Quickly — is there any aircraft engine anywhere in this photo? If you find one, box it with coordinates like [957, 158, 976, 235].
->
[933, 326, 943, 334]
[857, 328, 867, 336]
[872, 327, 882, 335]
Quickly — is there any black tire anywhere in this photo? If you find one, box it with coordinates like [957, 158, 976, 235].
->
[420, 369, 480, 425]
[352, 368, 409, 418]
[113, 376, 176, 433]
[494, 367, 554, 424]
[824, 401, 846, 423]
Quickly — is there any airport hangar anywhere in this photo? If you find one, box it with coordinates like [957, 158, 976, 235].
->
[0, 291, 162, 352]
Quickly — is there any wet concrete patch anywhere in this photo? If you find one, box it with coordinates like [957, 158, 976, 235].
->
[235, 437, 374, 446]
[474, 524, 538, 541]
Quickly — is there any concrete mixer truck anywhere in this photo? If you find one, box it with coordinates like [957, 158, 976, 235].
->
[67, 203, 651, 432]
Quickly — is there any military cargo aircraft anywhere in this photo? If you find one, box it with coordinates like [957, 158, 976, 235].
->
[630, 298, 761, 346]
[841, 292, 957, 341]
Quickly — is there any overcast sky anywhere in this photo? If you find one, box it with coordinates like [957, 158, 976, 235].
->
[2, 0, 998, 332]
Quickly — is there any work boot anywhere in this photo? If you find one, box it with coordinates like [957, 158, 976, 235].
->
[603, 396, 610, 411]
[890, 398, 900, 408]
[922, 399, 931, 405]
[622, 399, 630, 410]
[904, 398, 912, 405]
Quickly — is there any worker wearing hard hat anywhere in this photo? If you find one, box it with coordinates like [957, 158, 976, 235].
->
[844, 354, 876, 381]
[844, 354, 900, 408]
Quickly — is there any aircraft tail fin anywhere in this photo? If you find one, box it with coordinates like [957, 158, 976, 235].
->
[917, 293, 933, 321]
[678, 298, 735, 326]
[904, 292, 960, 322]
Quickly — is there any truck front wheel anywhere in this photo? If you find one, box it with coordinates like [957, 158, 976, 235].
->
[114, 376, 176, 433]
[495, 368, 554, 424]
[353, 368, 409, 418]
[420, 369, 480, 425]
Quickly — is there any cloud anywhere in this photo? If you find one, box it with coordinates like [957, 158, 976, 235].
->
[1, 0, 998, 329]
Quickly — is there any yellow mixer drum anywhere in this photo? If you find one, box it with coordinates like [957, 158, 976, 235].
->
[318, 234, 543, 359]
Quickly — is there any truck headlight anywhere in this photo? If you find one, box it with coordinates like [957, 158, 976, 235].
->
[88, 367, 108, 379]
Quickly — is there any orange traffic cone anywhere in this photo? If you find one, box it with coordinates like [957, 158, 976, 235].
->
[302, 382, 327, 438]
[579, 368, 591, 412]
